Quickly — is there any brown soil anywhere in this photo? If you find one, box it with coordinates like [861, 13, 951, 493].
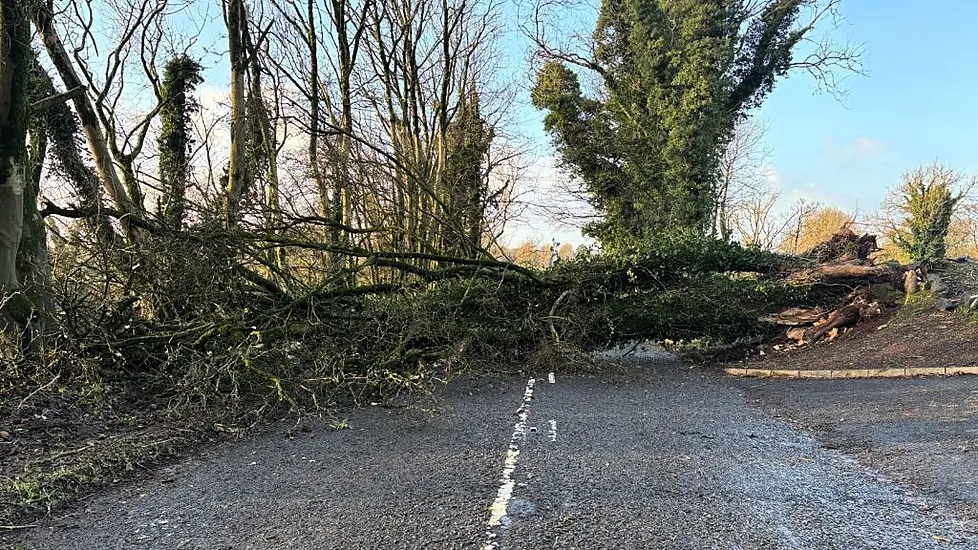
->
[736, 308, 978, 372]
[0, 382, 217, 527]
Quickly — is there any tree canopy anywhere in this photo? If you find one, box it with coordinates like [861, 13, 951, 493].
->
[532, 0, 853, 252]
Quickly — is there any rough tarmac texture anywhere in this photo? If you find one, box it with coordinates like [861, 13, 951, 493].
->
[7, 353, 978, 549]
[737, 375, 978, 523]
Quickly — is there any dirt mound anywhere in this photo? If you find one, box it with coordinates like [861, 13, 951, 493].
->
[740, 307, 978, 372]
[738, 228, 978, 372]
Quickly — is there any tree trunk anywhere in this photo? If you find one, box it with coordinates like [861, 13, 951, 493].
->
[158, 55, 202, 231]
[30, 59, 117, 246]
[16, 153, 51, 358]
[307, 0, 325, 219]
[0, 0, 39, 356]
[32, 1, 140, 239]
[242, 27, 286, 275]
[223, 0, 249, 226]
[331, 0, 355, 278]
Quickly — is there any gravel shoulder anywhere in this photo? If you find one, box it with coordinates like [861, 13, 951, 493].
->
[6, 353, 978, 549]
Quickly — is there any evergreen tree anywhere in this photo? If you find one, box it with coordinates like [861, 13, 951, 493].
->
[532, 0, 828, 252]
[893, 164, 962, 263]
[443, 85, 494, 258]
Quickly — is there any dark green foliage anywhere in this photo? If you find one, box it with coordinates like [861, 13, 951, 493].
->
[442, 86, 495, 258]
[158, 54, 203, 229]
[45, 230, 800, 412]
[893, 164, 962, 263]
[532, 0, 811, 252]
[369, 234, 802, 368]
[0, 0, 31, 163]
[542, 233, 805, 346]
[27, 56, 48, 195]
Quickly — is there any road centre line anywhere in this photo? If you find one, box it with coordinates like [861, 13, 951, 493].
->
[482, 378, 536, 550]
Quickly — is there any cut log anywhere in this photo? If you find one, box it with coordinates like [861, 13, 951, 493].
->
[788, 262, 904, 286]
[803, 296, 882, 344]
[786, 327, 808, 343]
[760, 307, 825, 326]
[805, 304, 861, 343]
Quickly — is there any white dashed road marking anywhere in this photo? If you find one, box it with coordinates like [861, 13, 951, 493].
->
[547, 419, 557, 442]
[482, 378, 536, 549]
[547, 372, 555, 384]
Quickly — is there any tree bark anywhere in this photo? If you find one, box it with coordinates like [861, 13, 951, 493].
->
[242, 25, 287, 274]
[17, 145, 51, 357]
[223, 0, 250, 226]
[787, 263, 904, 286]
[0, 0, 40, 356]
[31, 0, 140, 239]
[29, 59, 117, 246]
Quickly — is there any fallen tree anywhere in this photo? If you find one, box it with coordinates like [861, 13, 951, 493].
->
[765, 227, 904, 346]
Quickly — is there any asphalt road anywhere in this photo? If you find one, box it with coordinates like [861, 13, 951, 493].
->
[8, 349, 978, 549]
[735, 373, 978, 524]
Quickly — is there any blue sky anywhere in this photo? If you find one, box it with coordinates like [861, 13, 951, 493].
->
[508, 1, 978, 245]
[739, 1, 978, 215]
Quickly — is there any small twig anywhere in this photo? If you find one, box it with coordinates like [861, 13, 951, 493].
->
[0, 523, 38, 530]
[18, 374, 62, 410]
[34, 442, 97, 463]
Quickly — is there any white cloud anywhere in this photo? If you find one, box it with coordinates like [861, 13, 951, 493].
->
[823, 136, 890, 163]
[501, 155, 595, 247]
[197, 83, 229, 113]
[852, 136, 887, 156]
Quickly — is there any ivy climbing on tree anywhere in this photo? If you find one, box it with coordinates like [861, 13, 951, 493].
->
[531, 0, 858, 253]
[158, 54, 203, 230]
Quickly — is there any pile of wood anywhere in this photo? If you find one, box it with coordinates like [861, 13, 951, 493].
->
[759, 227, 978, 348]
[763, 287, 884, 345]
[762, 227, 899, 346]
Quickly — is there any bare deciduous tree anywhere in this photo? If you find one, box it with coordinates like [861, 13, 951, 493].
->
[714, 116, 771, 242]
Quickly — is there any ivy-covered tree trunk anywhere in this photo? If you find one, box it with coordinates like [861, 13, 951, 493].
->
[443, 86, 493, 259]
[0, 0, 41, 356]
[21, 59, 53, 356]
[158, 54, 202, 230]
[32, 0, 141, 240]
[29, 59, 117, 246]
[18, 139, 52, 357]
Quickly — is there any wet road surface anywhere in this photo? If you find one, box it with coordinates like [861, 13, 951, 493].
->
[8, 350, 978, 549]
